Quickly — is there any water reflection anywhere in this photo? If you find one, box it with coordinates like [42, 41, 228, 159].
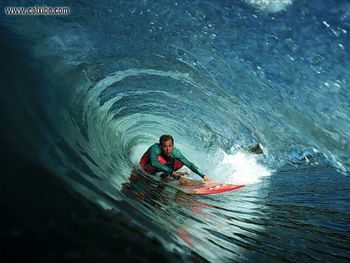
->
[120, 169, 263, 261]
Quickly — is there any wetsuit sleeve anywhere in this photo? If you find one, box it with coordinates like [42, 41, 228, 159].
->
[173, 148, 205, 178]
[149, 144, 173, 174]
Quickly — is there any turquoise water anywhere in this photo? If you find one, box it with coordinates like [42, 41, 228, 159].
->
[1, 0, 349, 261]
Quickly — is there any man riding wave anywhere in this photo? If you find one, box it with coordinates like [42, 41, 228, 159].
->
[139, 134, 210, 182]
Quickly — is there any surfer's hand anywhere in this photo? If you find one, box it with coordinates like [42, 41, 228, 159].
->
[203, 175, 212, 182]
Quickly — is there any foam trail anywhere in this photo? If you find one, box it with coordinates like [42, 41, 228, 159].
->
[244, 0, 293, 12]
[213, 150, 271, 185]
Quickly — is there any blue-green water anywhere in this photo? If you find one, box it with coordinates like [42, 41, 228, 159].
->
[0, 0, 349, 261]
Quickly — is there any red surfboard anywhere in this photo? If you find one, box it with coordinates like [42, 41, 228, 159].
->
[192, 182, 244, 195]
[168, 181, 244, 195]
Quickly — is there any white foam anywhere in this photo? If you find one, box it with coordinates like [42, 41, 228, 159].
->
[212, 150, 271, 185]
[245, 0, 293, 13]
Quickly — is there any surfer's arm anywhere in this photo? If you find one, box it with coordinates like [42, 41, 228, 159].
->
[173, 148, 205, 178]
[149, 144, 173, 174]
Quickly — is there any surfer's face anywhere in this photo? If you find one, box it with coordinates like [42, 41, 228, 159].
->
[161, 139, 174, 156]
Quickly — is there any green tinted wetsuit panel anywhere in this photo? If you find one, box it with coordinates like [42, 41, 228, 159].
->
[148, 143, 205, 178]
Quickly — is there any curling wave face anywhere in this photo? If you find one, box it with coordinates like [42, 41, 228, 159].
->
[1, 0, 348, 177]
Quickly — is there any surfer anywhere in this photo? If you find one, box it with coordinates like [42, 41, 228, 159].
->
[139, 134, 211, 183]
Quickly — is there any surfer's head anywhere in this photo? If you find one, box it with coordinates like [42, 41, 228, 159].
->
[159, 134, 174, 156]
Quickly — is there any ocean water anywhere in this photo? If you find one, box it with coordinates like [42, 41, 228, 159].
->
[0, 0, 349, 262]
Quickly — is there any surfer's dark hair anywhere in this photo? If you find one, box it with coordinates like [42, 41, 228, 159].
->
[159, 134, 174, 145]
